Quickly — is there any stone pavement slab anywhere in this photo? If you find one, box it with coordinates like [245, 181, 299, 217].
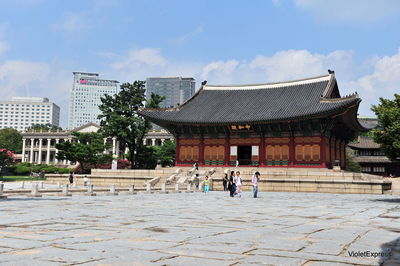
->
[0, 191, 399, 265]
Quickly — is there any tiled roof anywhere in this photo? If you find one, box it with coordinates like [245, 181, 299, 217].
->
[138, 73, 361, 125]
[358, 118, 378, 130]
[348, 136, 380, 149]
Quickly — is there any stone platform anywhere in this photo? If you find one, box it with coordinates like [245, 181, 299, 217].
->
[0, 192, 399, 265]
[45, 167, 392, 194]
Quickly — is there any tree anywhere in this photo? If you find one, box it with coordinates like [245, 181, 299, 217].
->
[0, 128, 22, 153]
[98, 81, 165, 169]
[55, 132, 112, 174]
[371, 94, 400, 161]
[153, 140, 176, 167]
[27, 123, 62, 131]
[345, 150, 361, 173]
[0, 149, 16, 176]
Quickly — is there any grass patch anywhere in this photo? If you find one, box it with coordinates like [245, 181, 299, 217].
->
[0, 176, 47, 182]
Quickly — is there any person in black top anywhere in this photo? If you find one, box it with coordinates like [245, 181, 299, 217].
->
[228, 171, 236, 197]
[69, 172, 74, 185]
[223, 173, 228, 191]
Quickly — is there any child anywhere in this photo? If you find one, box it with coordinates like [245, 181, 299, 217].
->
[83, 175, 89, 187]
[204, 176, 210, 193]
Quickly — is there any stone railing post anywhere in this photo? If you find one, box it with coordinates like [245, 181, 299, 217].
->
[175, 183, 180, 193]
[109, 184, 118, 195]
[146, 183, 151, 192]
[0, 182, 7, 199]
[160, 183, 168, 194]
[85, 184, 96, 196]
[129, 184, 136, 194]
[61, 184, 71, 196]
[30, 183, 41, 197]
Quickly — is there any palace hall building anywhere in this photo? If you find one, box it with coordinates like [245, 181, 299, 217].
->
[139, 71, 366, 169]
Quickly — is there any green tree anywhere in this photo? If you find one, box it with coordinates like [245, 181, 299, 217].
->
[153, 140, 176, 167]
[98, 81, 165, 169]
[55, 132, 112, 174]
[345, 150, 361, 173]
[0, 128, 23, 153]
[27, 123, 62, 131]
[371, 94, 400, 161]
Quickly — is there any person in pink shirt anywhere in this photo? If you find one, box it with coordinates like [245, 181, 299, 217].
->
[252, 171, 260, 198]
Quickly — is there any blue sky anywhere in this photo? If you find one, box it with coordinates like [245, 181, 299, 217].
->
[1, 0, 400, 127]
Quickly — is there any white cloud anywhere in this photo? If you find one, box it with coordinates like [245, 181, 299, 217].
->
[347, 48, 400, 110]
[0, 59, 72, 127]
[102, 47, 400, 117]
[173, 25, 204, 44]
[294, 0, 400, 24]
[200, 49, 356, 85]
[50, 12, 91, 38]
[112, 48, 167, 70]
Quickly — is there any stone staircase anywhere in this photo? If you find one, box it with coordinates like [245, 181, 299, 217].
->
[45, 166, 391, 194]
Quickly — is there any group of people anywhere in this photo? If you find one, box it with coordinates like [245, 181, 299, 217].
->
[223, 171, 260, 198]
[68, 172, 90, 187]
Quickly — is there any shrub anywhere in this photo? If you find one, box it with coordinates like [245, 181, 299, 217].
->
[56, 168, 71, 174]
[15, 165, 31, 175]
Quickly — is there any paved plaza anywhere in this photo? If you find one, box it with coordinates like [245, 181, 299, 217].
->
[0, 190, 399, 265]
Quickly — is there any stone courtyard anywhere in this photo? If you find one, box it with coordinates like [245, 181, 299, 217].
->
[0, 191, 399, 265]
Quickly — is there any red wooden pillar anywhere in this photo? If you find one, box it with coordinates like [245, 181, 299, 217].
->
[224, 136, 230, 166]
[260, 134, 266, 166]
[289, 134, 295, 167]
[199, 136, 204, 166]
[320, 136, 326, 168]
[175, 137, 180, 166]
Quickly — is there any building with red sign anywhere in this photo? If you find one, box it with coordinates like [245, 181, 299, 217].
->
[139, 71, 366, 169]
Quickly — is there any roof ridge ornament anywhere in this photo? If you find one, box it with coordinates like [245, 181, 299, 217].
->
[203, 74, 330, 91]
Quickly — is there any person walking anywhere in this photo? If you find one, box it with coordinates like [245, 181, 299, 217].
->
[229, 171, 236, 197]
[83, 175, 89, 186]
[223, 173, 228, 191]
[252, 171, 260, 198]
[235, 171, 242, 195]
[204, 176, 210, 193]
[194, 173, 200, 191]
[68, 172, 74, 185]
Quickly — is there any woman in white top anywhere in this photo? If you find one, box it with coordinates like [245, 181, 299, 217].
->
[235, 171, 242, 194]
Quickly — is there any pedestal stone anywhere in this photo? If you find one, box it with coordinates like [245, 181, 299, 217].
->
[108, 184, 118, 196]
[85, 184, 96, 196]
[185, 183, 194, 193]
[60, 184, 72, 196]
[29, 183, 42, 197]
[0, 182, 7, 199]
[160, 183, 168, 194]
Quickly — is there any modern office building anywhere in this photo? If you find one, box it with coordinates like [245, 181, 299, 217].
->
[0, 97, 60, 132]
[145, 77, 195, 108]
[68, 72, 119, 129]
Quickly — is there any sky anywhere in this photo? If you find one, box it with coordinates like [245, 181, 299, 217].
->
[0, 0, 400, 128]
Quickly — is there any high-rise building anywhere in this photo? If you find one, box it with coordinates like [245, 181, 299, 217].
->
[68, 72, 119, 129]
[0, 97, 60, 132]
[145, 77, 195, 108]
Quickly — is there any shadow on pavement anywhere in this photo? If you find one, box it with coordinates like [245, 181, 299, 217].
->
[380, 237, 400, 265]
[370, 198, 400, 203]
[0, 197, 69, 201]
